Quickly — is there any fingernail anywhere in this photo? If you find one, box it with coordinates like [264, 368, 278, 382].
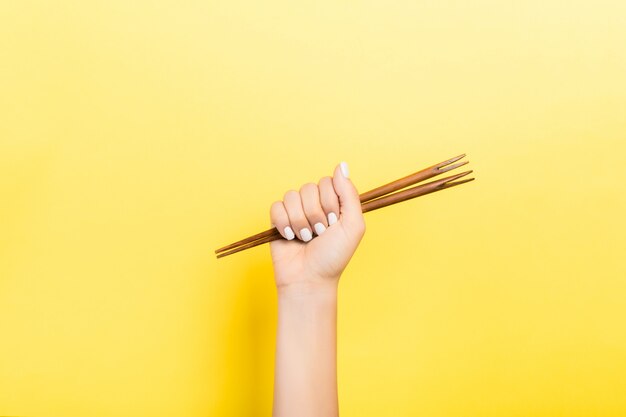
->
[340, 161, 350, 178]
[327, 212, 337, 225]
[284, 226, 295, 240]
[300, 227, 312, 242]
[314, 222, 326, 235]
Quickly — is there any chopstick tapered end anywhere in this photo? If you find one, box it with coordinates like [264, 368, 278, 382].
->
[438, 159, 469, 173]
[444, 177, 475, 188]
[436, 153, 467, 169]
[441, 169, 473, 185]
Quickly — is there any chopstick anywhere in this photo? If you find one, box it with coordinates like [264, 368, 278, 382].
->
[215, 154, 467, 255]
[357, 153, 468, 202]
[215, 154, 474, 258]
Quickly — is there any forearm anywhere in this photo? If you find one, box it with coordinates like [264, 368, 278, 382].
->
[269, 161, 364, 415]
[273, 282, 339, 417]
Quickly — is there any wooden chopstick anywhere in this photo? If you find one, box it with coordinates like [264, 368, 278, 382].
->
[361, 169, 473, 213]
[358, 153, 467, 203]
[215, 154, 474, 258]
[216, 170, 474, 259]
[215, 154, 467, 253]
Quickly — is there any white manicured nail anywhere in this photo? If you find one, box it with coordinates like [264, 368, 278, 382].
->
[340, 161, 350, 178]
[300, 227, 312, 242]
[314, 222, 326, 235]
[284, 226, 295, 240]
[328, 212, 337, 225]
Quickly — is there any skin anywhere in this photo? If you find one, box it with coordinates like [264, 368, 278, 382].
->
[269, 162, 366, 417]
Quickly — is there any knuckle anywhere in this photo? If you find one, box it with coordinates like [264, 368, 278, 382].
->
[284, 189, 298, 200]
[270, 201, 283, 218]
[299, 182, 317, 193]
[318, 176, 332, 185]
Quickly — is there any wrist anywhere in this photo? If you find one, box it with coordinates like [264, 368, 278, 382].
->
[277, 281, 338, 328]
[277, 279, 339, 301]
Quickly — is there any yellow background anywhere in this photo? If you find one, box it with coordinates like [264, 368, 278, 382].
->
[1, 0, 625, 416]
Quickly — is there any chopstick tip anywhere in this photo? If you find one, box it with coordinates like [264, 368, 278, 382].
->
[438, 159, 469, 173]
[437, 153, 467, 169]
[445, 177, 475, 188]
[445, 169, 473, 183]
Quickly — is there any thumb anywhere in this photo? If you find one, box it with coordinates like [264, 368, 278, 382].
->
[332, 161, 365, 235]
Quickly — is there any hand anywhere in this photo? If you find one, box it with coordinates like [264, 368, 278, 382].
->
[269, 162, 366, 292]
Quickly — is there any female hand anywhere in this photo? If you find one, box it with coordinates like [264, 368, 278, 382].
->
[269, 162, 366, 293]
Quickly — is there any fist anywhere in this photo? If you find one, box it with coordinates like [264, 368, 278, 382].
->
[269, 162, 366, 291]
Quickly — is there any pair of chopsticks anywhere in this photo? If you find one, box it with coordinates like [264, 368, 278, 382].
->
[215, 154, 474, 258]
